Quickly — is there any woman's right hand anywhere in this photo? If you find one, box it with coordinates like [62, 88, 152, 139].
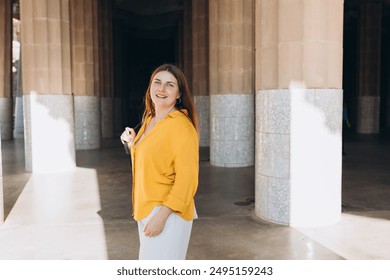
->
[120, 127, 136, 147]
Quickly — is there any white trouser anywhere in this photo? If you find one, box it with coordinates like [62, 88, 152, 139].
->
[137, 206, 195, 260]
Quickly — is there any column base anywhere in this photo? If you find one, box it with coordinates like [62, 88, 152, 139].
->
[194, 95, 210, 147]
[210, 94, 254, 167]
[255, 88, 342, 227]
[74, 96, 101, 150]
[13, 96, 24, 138]
[24, 94, 76, 173]
[0, 97, 12, 140]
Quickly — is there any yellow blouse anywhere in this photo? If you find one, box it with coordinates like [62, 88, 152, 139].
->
[130, 110, 199, 221]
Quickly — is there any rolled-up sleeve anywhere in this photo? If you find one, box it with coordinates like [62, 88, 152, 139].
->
[163, 129, 199, 215]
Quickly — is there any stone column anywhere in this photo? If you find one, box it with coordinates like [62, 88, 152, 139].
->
[20, 0, 76, 173]
[182, 0, 193, 87]
[13, 19, 24, 139]
[70, 0, 101, 149]
[357, 3, 382, 134]
[112, 18, 124, 137]
[99, 0, 115, 138]
[192, 0, 210, 147]
[0, 0, 13, 140]
[255, 0, 343, 226]
[209, 0, 255, 167]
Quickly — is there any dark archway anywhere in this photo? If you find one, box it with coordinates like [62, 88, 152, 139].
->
[343, 0, 390, 136]
[112, 0, 183, 128]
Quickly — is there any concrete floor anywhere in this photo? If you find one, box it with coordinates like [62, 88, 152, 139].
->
[0, 133, 389, 260]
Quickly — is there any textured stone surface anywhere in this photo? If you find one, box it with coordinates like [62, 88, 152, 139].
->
[194, 95, 210, 147]
[13, 96, 24, 139]
[255, 88, 343, 226]
[74, 96, 101, 150]
[210, 94, 254, 167]
[0, 98, 12, 140]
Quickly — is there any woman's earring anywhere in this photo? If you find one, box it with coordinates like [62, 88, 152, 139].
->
[176, 97, 182, 105]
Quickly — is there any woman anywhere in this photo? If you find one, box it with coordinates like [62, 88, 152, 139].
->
[120, 64, 199, 260]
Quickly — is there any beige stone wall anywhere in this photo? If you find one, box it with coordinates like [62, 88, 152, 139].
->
[192, 0, 209, 96]
[0, 0, 12, 98]
[209, 0, 254, 95]
[20, 0, 72, 95]
[256, 0, 343, 90]
[99, 0, 113, 98]
[182, 0, 193, 89]
[70, 0, 99, 97]
[93, 0, 100, 98]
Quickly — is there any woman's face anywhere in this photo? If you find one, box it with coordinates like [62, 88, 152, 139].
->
[150, 71, 180, 111]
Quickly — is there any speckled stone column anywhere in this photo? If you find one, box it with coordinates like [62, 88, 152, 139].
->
[209, 0, 254, 167]
[71, 0, 101, 149]
[74, 96, 101, 149]
[13, 96, 24, 139]
[192, 0, 209, 147]
[357, 3, 382, 134]
[0, 98, 12, 140]
[20, 0, 76, 172]
[255, 0, 344, 226]
[0, 0, 12, 140]
[256, 88, 343, 225]
[194, 96, 210, 147]
[210, 94, 254, 167]
[12, 21, 24, 139]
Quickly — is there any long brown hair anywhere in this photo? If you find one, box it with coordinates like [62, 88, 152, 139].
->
[142, 64, 198, 131]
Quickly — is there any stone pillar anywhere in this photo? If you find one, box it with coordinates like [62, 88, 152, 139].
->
[182, 0, 193, 86]
[193, 0, 210, 147]
[209, 0, 254, 167]
[357, 3, 382, 134]
[20, 0, 76, 173]
[12, 19, 24, 139]
[99, 0, 115, 138]
[255, 0, 343, 226]
[12, 19, 23, 139]
[0, 0, 13, 140]
[70, 0, 101, 149]
[112, 18, 123, 138]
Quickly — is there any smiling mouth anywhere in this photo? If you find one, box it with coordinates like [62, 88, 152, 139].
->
[156, 94, 168, 99]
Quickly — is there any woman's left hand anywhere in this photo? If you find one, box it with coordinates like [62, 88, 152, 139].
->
[143, 206, 173, 237]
